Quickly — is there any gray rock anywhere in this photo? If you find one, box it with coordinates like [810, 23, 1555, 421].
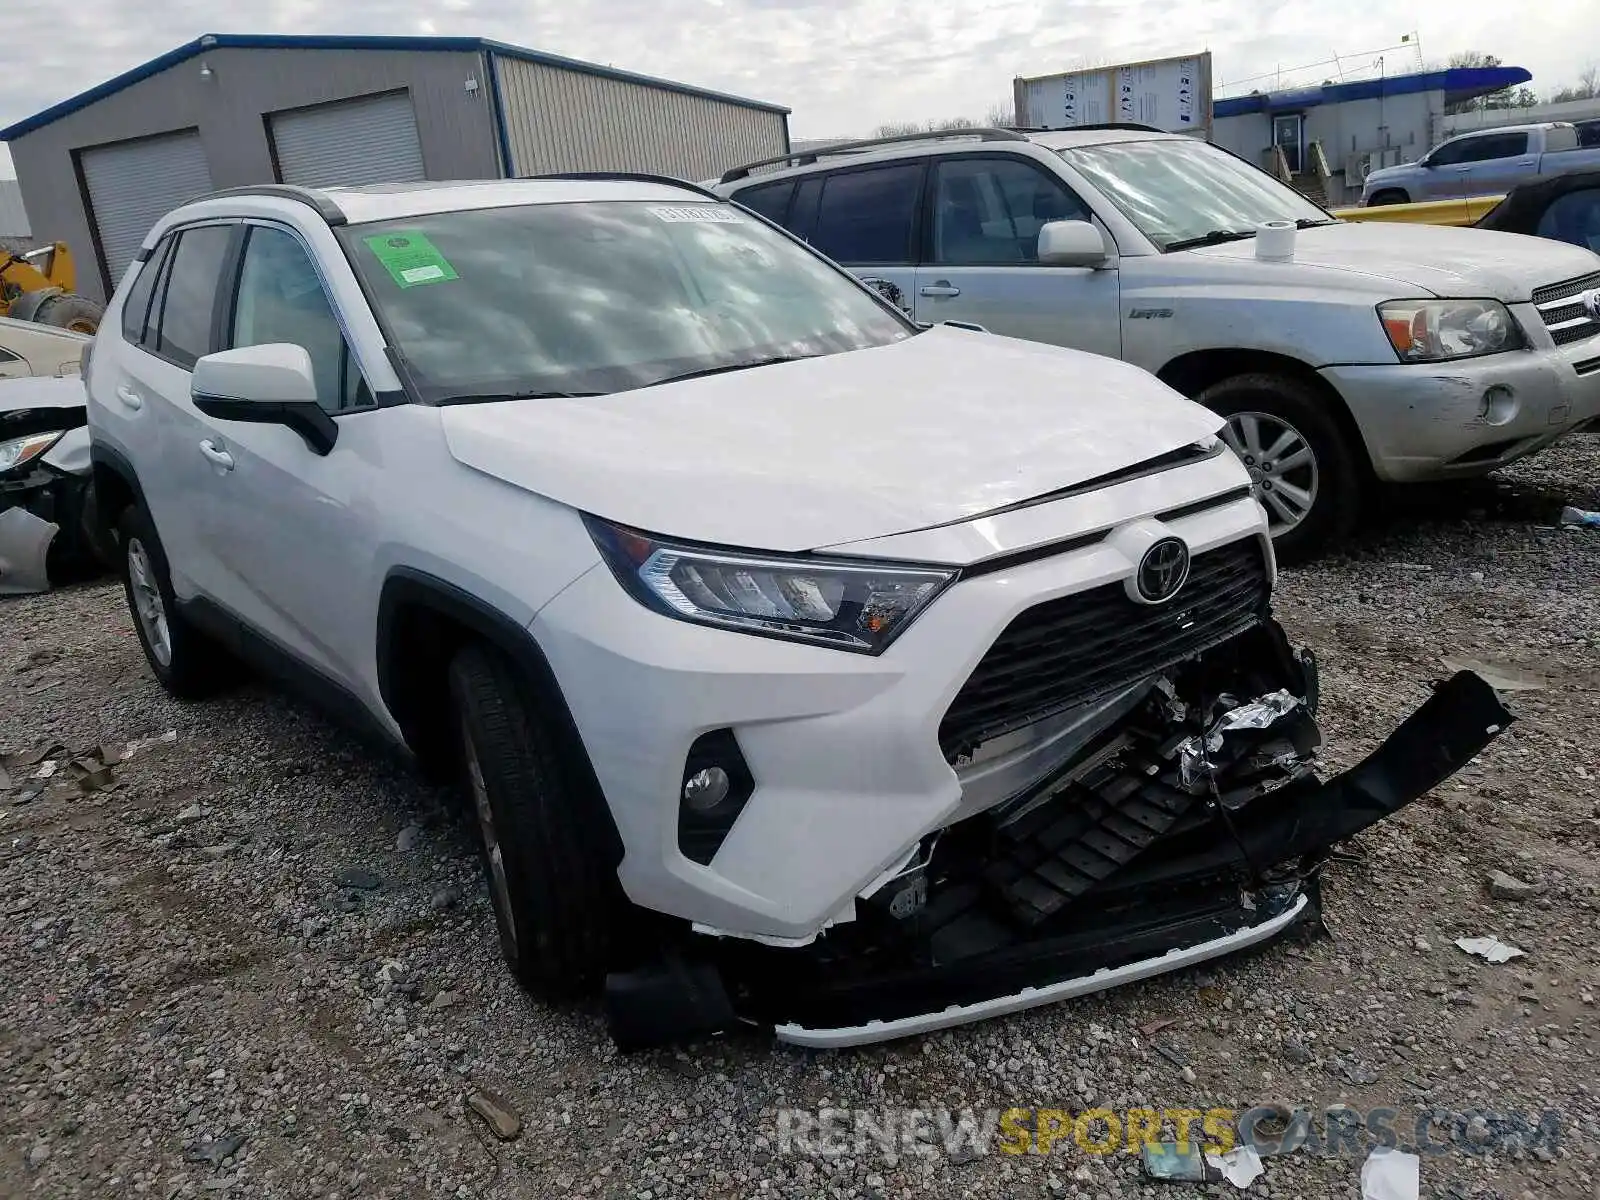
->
[335, 867, 382, 891]
[27, 1141, 49, 1169]
[1282, 1038, 1313, 1066]
[429, 887, 461, 911]
[395, 823, 424, 852]
[1487, 870, 1543, 900]
[467, 1089, 521, 1140]
[176, 803, 204, 825]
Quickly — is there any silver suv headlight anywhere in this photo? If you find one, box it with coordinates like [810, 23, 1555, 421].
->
[0, 432, 64, 475]
[585, 516, 955, 654]
[1379, 299, 1525, 362]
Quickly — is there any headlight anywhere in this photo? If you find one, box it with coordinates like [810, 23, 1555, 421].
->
[585, 517, 956, 654]
[0, 432, 63, 474]
[1380, 299, 1525, 362]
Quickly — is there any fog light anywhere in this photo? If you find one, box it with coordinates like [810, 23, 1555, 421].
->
[1479, 384, 1517, 427]
[678, 730, 754, 866]
[683, 767, 731, 813]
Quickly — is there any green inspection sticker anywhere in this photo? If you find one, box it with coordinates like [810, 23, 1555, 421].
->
[363, 231, 460, 288]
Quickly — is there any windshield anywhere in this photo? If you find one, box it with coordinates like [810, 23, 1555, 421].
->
[1058, 138, 1333, 251]
[340, 200, 913, 401]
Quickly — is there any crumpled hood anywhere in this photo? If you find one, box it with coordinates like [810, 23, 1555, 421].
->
[440, 328, 1224, 552]
[1189, 221, 1600, 302]
[0, 376, 87, 440]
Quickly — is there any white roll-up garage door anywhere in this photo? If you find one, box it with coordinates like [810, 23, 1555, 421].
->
[81, 130, 214, 291]
[270, 92, 426, 189]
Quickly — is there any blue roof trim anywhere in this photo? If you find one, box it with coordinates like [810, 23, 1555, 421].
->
[1214, 65, 1531, 119]
[0, 33, 790, 142]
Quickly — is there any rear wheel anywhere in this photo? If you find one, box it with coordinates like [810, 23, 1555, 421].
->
[448, 642, 621, 998]
[35, 293, 103, 334]
[1197, 373, 1364, 564]
[116, 505, 232, 698]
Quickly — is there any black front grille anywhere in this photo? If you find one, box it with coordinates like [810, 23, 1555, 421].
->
[938, 539, 1269, 761]
[1534, 270, 1600, 346]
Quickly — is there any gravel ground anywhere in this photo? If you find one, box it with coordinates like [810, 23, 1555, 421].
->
[3, 439, 1598, 1200]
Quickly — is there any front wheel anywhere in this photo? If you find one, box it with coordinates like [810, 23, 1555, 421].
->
[448, 643, 622, 999]
[1196, 373, 1364, 565]
[1366, 190, 1409, 207]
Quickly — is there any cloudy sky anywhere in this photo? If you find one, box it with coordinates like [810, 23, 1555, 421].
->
[3, 0, 1598, 177]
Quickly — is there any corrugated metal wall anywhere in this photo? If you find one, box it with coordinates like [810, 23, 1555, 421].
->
[492, 54, 787, 182]
[6, 47, 503, 300]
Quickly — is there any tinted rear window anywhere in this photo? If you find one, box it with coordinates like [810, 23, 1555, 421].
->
[154, 225, 232, 368]
[733, 180, 795, 223]
[812, 164, 923, 264]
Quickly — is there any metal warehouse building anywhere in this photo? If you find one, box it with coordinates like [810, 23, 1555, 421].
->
[0, 33, 791, 301]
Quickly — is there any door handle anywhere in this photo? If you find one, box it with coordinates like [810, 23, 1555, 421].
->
[114, 384, 143, 411]
[198, 440, 235, 472]
[920, 283, 961, 298]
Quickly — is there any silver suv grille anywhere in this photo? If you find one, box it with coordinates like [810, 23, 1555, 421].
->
[1532, 271, 1600, 346]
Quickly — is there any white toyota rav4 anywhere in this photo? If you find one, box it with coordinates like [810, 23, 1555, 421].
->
[83, 176, 1506, 1048]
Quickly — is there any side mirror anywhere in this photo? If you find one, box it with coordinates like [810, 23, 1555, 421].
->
[1037, 219, 1113, 268]
[191, 344, 337, 456]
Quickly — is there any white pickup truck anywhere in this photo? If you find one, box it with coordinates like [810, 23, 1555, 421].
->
[714, 126, 1600, 560]
[1362, 122, 1600, 207]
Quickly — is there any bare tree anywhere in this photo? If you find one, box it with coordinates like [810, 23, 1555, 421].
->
[985, 99, 1018, 127]
[1445, 51, 1522, 114]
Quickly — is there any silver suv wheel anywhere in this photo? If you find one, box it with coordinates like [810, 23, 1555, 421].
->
[1223, 411, 1320, 534]
[126, 537, 173, 667]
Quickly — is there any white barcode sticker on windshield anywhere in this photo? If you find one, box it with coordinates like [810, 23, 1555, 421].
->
[649, 205, 744, 224]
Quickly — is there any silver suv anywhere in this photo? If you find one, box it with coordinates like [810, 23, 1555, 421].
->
[713, 126, 1600, 561]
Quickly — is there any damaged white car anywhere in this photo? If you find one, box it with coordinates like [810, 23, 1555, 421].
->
[0, 376, 107, 594]
[86, 177, 1510, 1048]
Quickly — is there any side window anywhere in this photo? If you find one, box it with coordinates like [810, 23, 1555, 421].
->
[230, 225, 369, 413]
[811, 164, 923, 264]
[1535, 190, 1600, 251]
[153, 225, 232, 369]
[120, 235, 173, 346]
[0, 347, 18, 364]
[932, 158, 1091, 265]
[789, 176, 823, 243]
[1453, 133, 1528, 164]
[733, 180, 795, 225]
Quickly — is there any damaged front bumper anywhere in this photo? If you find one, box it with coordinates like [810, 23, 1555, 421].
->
[0, 432, 103, 595]
[605, 620, 1512, 1049]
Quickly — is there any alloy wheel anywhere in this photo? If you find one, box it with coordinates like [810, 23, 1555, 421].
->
[1222, 411, 1320, 535]
[126, 538, 172, 667]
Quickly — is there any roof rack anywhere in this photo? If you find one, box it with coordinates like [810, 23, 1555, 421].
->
[199, 184, 347, 225]
[1036, 122, 1169, 134]
[719, 127, 1029, 183]
[529, 171, 723, 201]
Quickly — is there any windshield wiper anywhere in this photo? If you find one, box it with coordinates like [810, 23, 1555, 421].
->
[435, 390, 603, 406]
[1296, 217, 1339, 228]
[642, 354, 818, 389]
[1164, 229, 1258, 252]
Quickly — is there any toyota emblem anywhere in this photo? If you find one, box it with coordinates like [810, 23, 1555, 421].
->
[1583, 289, 1600, 323]
[1135, 538, 1191, 604]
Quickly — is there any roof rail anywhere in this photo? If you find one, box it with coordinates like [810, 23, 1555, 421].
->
[528, 171, 724, 201]
[1042, 122, 1170, 134]
[719, 127, 1029, 184]
[200, 184, 347, 225]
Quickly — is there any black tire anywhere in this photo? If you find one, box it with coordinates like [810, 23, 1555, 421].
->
[448, 642, 621, 999]
[1366, 190, 1409, 207]
[116, 504, 232, 698]
[35, 293, 103, 334]
[1196, 373, 1364, 565]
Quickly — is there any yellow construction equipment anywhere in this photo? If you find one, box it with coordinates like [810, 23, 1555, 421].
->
[0, 242, 103, 333]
